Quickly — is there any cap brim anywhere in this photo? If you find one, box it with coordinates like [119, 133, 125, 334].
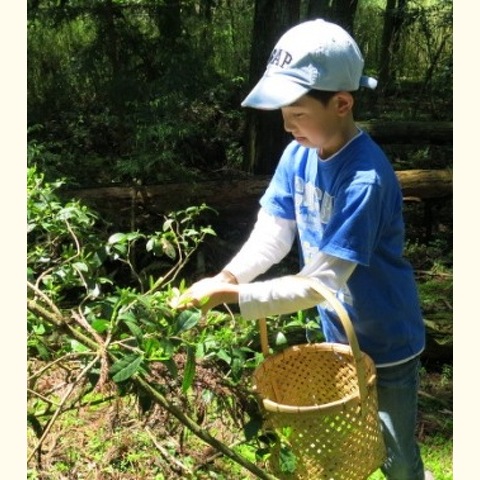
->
[241, 75, 310, 110]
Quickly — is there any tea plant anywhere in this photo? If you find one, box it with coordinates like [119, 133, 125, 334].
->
[27, 166, 275, 479]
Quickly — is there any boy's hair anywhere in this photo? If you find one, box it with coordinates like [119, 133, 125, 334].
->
[306, 89, 356, 106]
[306, 90, 338, 106]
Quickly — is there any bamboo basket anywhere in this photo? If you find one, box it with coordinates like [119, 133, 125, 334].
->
[252, 278, 386, 479]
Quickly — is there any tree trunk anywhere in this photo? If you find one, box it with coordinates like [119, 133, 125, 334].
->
[378, 0, 409, 94]
[154, 0, 182, 50]
[98, 1, 122, 88]
[306, 0, 359, 34]
[242, 0, 301, 174]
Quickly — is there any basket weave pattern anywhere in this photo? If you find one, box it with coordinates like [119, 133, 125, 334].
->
[253, 343, 385, 479]
[252, 278, 386, 480]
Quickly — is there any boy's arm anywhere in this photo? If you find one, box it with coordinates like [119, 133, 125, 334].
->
[177, 251, 356, 319]
[238, 253, 356, 320]
[218, 208, 297, 284]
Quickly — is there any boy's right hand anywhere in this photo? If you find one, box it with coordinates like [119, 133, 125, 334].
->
[169, 270, 239, 313]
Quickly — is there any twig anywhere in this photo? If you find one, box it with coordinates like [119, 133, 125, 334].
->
[28, 351, 95, 383]
[418, 389, 452, 410]
[27, 354, 100, 463]
[71, 309, 110, 391]
[442, 299, 453, 310]
[222, 303, 237, 324]
[27, 388, 60, 408]
[145, 427, 194, 475]
[27, 281, 64, 321]
[135, 376, 277, 480]
[416, 270, 453, 278]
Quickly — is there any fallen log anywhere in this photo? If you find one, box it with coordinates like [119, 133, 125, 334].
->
[64, 169, 452, 219]
[357, 121, 453, 145]
[396, 169, 452, 199]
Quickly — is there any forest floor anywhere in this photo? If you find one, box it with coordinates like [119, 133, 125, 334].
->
[27, 346, 452, 480]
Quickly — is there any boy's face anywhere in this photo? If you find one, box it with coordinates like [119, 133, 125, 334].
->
[281, 93, 352, 152]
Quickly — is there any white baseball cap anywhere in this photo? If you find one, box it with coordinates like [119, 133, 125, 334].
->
[241, 19, 378, 110]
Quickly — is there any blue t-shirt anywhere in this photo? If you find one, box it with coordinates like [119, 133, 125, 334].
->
[260, 131, 425, 365]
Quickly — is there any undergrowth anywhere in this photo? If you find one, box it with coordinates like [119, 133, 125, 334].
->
[26, 165, 452, 479]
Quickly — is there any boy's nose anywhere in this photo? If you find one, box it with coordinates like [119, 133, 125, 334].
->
[283, 118, 294, 133]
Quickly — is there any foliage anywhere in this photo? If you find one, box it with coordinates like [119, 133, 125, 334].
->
[26, 0, 453, 472]
[27, 0, 452, 188]
[27, 164, 452, 477]
[27, 165, 281, 478]
[27, 0, 250, 187]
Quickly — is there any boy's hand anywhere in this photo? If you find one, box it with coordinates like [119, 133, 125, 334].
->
[170, 275, 239, 314]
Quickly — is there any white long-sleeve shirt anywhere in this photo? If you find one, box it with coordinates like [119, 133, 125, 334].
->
[223, 208, 356, 320]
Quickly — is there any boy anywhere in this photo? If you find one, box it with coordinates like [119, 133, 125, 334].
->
[178, 19, 431, 480]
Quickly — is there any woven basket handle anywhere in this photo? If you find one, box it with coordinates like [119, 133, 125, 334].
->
[258, 275, 368, 403]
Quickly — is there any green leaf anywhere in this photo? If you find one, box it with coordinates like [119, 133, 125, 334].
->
[72, 261, 89, 272]
[58, 206, 78, 220]
[216, 349, 231, 364]
[174, 310, 201, 334]
[161, 238, 176, 259]
[70, 340, 90, 353]
[145, 338, 174, 361]
[110, 354, 144, 383]
[279, 446, 297, 474]
[201, 226, 216, 236]
[91, 319, 109, 333]
[243, 417, 262, 441]
[125, 231, 142, 242]
[108, 233, 126, 244]
[32, 324, 46, 335]
[124, 320, 144, 343]
[145, 237, 156, 252]
[181, 346, 196, 393]
[195, 341, 205, 358]
[162, 219, 174, 231]
[232, 356, 244, 380]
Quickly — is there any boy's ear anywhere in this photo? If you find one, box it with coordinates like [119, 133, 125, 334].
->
[334, 92, 354, 116]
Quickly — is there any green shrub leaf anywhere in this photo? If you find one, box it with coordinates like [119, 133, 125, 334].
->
[110, 354, 144, 383]
[181, 346, 196, 393]
[174, 310, 201, 334]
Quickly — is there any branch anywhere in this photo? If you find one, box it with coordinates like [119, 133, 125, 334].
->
[416, 270, 453, 278]
[145, 427, 194, 475]
[27, 298, 98, 351]
[27, 388, 60, 408]
[71, 309, 110, 391]
[28, 351, 96, 383]
[27, 281, 64, 323]
[134, 375, 277, 480]
[27, 354, 100, 463]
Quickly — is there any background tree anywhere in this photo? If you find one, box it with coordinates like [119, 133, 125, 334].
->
[242, 0, 301, 174]
[306, 0, 359, 33]
[378, 0, 409, 94]
[27, 0, 452, 183]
